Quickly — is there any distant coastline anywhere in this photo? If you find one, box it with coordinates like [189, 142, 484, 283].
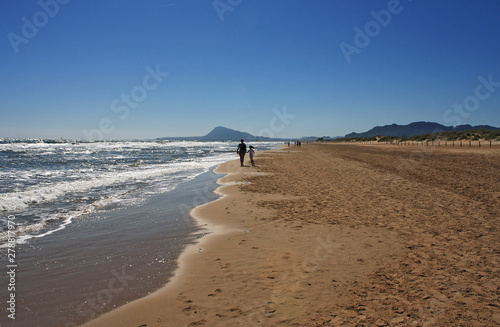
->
[156, 122, 500, 143]
[157, 126, 305, 142]
[321, 128, 500, 144]
[343, 121, 500, 139]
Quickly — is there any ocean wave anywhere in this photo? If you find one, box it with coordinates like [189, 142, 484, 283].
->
[0, 141, 279, 247]
[0, 158, 230, 212]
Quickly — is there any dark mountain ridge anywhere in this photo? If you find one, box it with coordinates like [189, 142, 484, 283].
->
[345, 122, 500, 138]
[158, 123, 500, 141]
[159, 126, 291, 141]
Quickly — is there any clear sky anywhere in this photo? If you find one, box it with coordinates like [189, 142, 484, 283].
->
[1, 0, 499, 139]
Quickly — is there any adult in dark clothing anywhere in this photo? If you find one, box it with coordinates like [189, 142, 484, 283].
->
[237, 139, 247, 167]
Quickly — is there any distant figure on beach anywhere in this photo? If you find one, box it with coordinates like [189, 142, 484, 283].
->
[237, 139, 247, 167]
[248, 145, 255, 166]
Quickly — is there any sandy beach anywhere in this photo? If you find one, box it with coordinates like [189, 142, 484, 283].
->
[82, 143, 500, 327]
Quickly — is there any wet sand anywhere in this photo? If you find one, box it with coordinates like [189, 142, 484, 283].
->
[0, 171, 220, 327]
[82, 143, 500, 326]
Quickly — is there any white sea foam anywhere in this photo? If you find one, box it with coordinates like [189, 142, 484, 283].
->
[0, 158, 230, 212]
[0, 140, 279, 247]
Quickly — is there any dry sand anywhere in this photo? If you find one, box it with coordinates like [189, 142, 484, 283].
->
[82, 143, 499, 327]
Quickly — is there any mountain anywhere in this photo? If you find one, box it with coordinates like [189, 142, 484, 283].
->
[159, 126, 275, 141]
[200, 126, 258, 141]
[345, 122, 500, 138]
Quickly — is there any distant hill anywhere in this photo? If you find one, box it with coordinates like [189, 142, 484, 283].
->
[159, 126, 287, 141]
[345, 122, 500, 138]
[200, 126, 258, 141]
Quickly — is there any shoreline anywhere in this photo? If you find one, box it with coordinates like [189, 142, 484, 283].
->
[80, 154, 258, 327]
[81, 144, 499, 326]
[79, 148, 403, 327]
[0, 169, 221, 327]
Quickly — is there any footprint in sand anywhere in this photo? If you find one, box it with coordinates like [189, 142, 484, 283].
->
[183, 305, 201, 315]
[208, 288, 223, 296]
[229, 308, 243, 316]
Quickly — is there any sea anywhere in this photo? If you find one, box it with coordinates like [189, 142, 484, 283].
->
[0, 139, 279, 327]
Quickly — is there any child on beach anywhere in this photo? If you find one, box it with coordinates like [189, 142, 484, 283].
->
[248, 146, 255, 166]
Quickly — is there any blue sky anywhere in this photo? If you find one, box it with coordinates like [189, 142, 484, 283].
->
[1, 0, 499, 139]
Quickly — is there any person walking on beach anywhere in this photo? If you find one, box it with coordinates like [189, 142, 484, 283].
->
[248, 145, 255, 166]
[237, 139, 247, 167]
